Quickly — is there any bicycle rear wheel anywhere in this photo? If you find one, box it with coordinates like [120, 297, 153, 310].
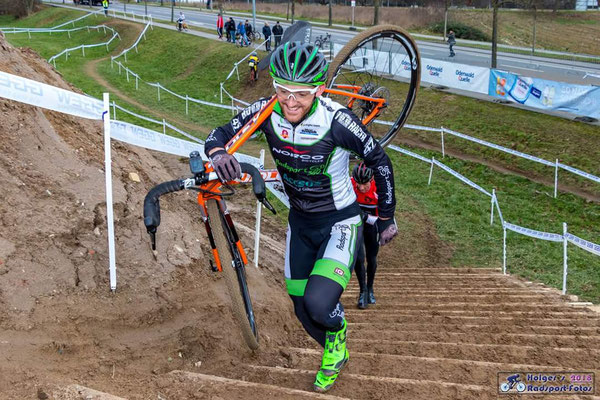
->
[326, 25, 420, 148]
[207, 199, 259, 350]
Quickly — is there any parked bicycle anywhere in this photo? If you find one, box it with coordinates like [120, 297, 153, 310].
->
[248, 31, 261, 42]
[143, 24, 421, 350]
[314, 32, 331, 48]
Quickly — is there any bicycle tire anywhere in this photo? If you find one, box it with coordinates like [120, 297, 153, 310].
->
[327, 24, 420, 148]
[315, 39, 322, 48]
[207, 199, 259, 350]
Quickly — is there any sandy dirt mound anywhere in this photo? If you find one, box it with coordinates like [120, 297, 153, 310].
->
[0, 32, 298, 398]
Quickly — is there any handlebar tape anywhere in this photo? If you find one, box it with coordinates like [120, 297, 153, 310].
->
[143, 179, 184, 232]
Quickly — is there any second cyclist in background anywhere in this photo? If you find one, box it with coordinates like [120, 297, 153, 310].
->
[352, 163, 381, 309]
[248, 52, 259, 83]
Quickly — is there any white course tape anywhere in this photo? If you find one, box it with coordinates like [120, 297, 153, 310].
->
[442, 127, 555, 167]
[111, 22, 151, 61]
[0, 70, 103, 119]
[503, 221, 564, 242]
[565, 233, 600, 257]
[432, 159, 492, 197]
[558, 162, 600, 185]
[388, 144, 432, 164]
[404, 123, 443, 133]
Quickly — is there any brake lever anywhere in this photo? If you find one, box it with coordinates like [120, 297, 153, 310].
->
[261, 197, 277, 215]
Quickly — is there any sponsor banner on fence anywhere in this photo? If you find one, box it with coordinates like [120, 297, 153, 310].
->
[421, 58, 490, 94]
[0, 70, 103, 120]
[489, 69, 600, 119]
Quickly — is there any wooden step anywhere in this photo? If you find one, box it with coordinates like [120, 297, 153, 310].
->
[167, 370, 351, 399]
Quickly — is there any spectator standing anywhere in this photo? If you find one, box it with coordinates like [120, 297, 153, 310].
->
[245, 19, 253, 40]
[272, 21, 283, 48]
[227, 17, 236, 43]
[216, 13, 224, 40]
[237, 21, 249, 46]
[102, 0, 108, 16]
[262, 22, 272, 52]
[447, 30, 456, 57]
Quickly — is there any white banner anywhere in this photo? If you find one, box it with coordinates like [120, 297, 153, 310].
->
[0, 70, 103, 120]
[110, 120, 204, 157]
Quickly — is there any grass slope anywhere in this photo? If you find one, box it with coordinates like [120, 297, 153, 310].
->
[2, 6, 599, 302]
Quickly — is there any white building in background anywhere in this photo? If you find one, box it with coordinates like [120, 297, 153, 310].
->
[575, 0, 599, 10]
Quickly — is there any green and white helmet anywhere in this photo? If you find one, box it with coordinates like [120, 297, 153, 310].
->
[269, 41, 328, 86]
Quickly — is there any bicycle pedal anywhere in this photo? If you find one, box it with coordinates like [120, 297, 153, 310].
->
[209, 260, 218, 272]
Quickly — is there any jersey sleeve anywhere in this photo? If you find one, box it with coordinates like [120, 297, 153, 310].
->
[204, 98, 270, 157]
[331, 109, 396, 218]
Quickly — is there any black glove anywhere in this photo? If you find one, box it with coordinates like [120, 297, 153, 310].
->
[377, 217, 398, 246]
[209, 149, 241, 182]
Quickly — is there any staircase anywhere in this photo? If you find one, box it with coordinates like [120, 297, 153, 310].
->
[56, 267, 600, 399]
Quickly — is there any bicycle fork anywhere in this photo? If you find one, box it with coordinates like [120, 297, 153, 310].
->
[201, 199, 249, 272]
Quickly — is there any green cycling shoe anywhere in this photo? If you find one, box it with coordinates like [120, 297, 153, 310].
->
[314, 320, 349, 393]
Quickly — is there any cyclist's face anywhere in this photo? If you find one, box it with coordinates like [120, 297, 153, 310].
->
[275, 83, 325, 123]
[356, 181, 371, 193]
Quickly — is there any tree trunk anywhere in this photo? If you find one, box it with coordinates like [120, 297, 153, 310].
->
[374, 0, 380, 25]
[491, 0, 498, 68]
[291, 0, 295, 24]
[328, 0, 332, 26]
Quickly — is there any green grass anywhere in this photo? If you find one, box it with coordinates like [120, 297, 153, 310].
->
[97, 26, 259, 133]
[404, 86, 600, 197]
[3, 6, 600, 302]
[389, 146, 600, 303]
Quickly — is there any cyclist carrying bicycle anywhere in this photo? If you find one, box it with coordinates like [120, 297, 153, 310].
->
[204, 41, 398, 393]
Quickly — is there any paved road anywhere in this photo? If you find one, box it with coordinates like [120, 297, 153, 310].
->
[53, 0, 600, 85]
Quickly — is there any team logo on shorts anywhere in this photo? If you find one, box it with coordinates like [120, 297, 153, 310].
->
[334, 267, 345, 277]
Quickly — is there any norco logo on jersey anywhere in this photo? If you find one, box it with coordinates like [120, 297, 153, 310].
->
[272, 147, 324, 161]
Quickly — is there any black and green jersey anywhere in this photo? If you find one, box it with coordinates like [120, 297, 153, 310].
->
[204, 96, 396, 218]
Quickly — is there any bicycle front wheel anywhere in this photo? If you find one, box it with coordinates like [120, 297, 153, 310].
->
[207, 199, 259, 350]
[327, 25, 420, 148]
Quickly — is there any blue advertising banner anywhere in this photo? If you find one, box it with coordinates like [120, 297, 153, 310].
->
[489, 70, 600, 119]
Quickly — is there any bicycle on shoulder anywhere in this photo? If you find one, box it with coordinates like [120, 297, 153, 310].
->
[143, 24, 421, 353]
